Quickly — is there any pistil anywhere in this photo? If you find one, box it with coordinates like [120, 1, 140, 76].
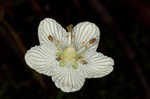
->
[63, 45, 76, 62]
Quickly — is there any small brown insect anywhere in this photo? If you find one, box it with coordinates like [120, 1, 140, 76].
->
[56, 57, 61, 61]
[48, 35, 53, 42]
[81, 60, 88, 65]
[89, 38, 96, 44]
[66, 24, 73, 32]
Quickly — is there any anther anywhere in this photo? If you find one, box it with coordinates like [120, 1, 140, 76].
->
[78, 56, 83, 59]
[89, 38, 96, 44]
[81, 60, 88, 65]
[66, 24, 73, 32]
[48, 35, 53, 42]
[84, 45, 88, 49]
[72, 34, 75, 38]
[56, 57, 61, 61]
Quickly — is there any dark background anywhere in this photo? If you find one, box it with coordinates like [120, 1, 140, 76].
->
[0, 0, 150, 99]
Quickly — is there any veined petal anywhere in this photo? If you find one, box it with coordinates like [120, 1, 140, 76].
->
[51, 65, 85, 92]
[72, 22, 100, 51]
[25, 42, 57, 76]
[81, 50, 114, 78]
[38, 18, 67, 46]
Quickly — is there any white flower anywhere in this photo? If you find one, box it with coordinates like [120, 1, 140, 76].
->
[25, 18, 114, 92]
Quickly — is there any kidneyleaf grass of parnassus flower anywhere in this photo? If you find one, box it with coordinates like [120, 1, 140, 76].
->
[25, 18, 114, 92]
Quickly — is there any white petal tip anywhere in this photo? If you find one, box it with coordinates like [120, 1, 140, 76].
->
[108, 57, 115, 66]
[41, 18, 56, 23]
[51, 69, 85, 93]
[52, 80, 83, 93]
[24, 50, 32, 67]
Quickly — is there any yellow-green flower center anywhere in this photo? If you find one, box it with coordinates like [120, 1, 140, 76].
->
[63, 45, 76, 62]
[56, 45, 81, 69]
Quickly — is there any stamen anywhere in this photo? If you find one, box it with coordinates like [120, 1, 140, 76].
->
[72, 34, 75, 38]
[57, 48, 61, 51]
[81, 60, 88, 65]
[56, 57, 61, 61]
[66, 24, 73, 32]
[84, 45, 88, 49]
[66, 24, 73, 44]
[77, 38, 97, 54]
[78, 55, 83, 59]
[48, 35, 53, 42]
[75, 55, 83, 61]
[48, 35, 62, 52]
[89, 38, 96, 44]
[77, 47, 86, 55]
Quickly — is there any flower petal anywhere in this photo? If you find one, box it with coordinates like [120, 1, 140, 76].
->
[38, 18, 68, 46]
[51, 66, 85, 92]
[72, 22, 100, 51]
[25, 42, 57, 76]
[81, 50, 114, 78]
